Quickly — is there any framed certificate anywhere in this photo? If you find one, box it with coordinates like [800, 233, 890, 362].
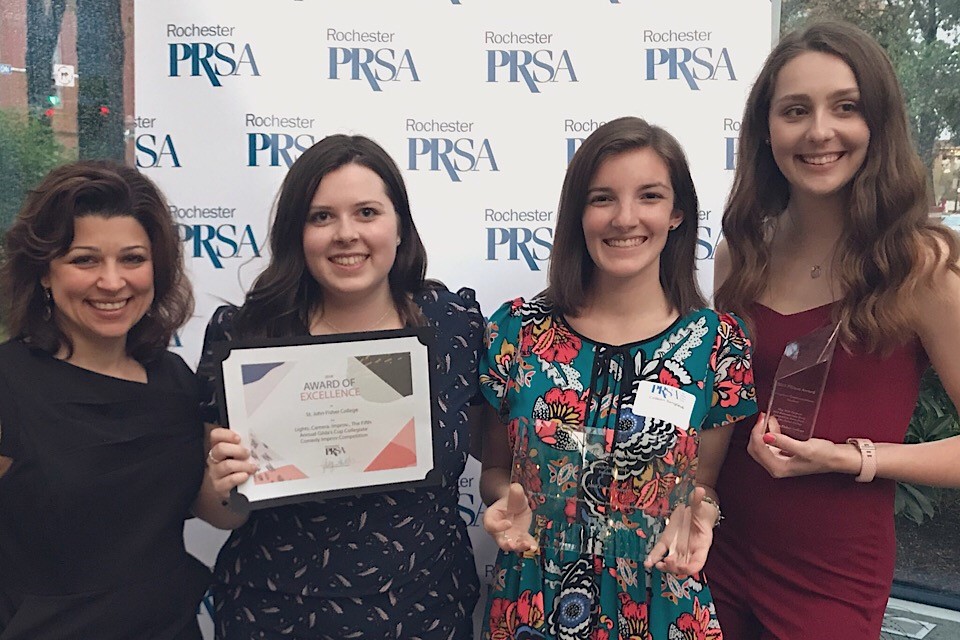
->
[213, 328, 438, 510]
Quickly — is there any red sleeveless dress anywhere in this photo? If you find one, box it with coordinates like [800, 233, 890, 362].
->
[706, 303, 927, 640]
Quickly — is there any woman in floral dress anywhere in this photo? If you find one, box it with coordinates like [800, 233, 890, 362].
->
[477, 117, 757, 640]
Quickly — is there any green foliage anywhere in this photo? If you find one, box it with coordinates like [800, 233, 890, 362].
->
[0, 108, 70, 236]
[895, 479, 938, 524]
[896, 368, 960, 524]
[0, 109, 71, 332]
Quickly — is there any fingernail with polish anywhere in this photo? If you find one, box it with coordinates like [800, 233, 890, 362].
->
[763, 433, 776, 445]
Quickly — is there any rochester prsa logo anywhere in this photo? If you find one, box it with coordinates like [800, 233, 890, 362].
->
[484, 207, 554, 271]
[457, 477, 484, 527]
[166, 23, 260, 87]
[171, 204, 262, 269]
[642, 28, 736, 90]
[248, 134, 316, 167]
[327, 28, 420, 91]
[405, 118, 498, 183]
[485, 31, 577, 94]
[695, 206, 719, 263]
[136, 134, 180, 168]
[563, 118, 606, 164]
[133, 117, 181, 168]
[245, 113, 317, 168]
[697, 225, 720, 262]
[723, 117, 740, 171]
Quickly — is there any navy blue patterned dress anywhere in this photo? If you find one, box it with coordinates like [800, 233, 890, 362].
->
[196, 286, 482, 639]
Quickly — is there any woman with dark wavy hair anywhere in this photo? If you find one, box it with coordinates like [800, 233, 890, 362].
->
[195, 134, 483, 638]
[0, 160, 210, 638]
[708, 20, 960, 639]
[477, 117, 757, 639]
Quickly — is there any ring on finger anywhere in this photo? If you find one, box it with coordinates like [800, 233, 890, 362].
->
[207, 449, 223, 465]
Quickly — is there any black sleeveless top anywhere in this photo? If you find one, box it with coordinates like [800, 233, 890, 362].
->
[0, 339, 210, 640]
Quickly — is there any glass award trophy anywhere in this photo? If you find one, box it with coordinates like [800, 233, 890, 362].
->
[766, 321, 841, 441]
[509, 416, 695, 561]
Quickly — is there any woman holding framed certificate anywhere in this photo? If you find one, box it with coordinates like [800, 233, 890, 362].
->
[707, 21, 960, 640]
[0, 161, 210, 639]
[476, 117, 758, 640]
[195, 134, 484, 639]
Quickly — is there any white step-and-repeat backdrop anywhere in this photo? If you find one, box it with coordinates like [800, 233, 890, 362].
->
[134, 1, 776, 634]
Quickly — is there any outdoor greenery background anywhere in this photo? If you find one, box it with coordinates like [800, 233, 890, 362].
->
[1, 0, 124, 235]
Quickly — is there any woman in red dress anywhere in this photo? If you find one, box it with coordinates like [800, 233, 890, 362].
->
[707, 21, 960, 640]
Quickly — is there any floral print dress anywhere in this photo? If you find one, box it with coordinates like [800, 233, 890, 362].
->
[479, 296, 756, 640]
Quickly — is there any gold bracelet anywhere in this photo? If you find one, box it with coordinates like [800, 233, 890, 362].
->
[701, 495, 723, 528]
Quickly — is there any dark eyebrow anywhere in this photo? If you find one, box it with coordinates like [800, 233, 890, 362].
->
[637, 182, 672, 191]
[308, 199, 386, 212]
[67, 245, 149, 252]
[587, 182, 672, 194]
[774, 88, 860, 106]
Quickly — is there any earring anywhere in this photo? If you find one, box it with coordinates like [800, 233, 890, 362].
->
[42, 286, 53, 321]
[764, 138, 771, 145]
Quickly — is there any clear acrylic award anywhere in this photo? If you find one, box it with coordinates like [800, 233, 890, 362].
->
[766, 321, 841, 441]
[509, 411, 696, 560]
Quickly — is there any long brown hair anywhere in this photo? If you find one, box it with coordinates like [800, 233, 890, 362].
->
[233, 135, 434, 338]
[1, 160, 193, 362]
[716, 20, 959, 353]
[548, 116, 705, 316]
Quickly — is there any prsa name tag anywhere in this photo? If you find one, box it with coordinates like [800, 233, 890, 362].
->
[631, 380, 696, 428]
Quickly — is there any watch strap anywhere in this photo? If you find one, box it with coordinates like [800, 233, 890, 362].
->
[846, 438, 877, 483]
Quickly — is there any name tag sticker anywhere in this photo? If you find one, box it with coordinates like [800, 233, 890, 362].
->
[630, 381, 696, 428]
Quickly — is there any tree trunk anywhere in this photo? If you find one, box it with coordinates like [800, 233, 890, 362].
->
[76, 0, 125, 161]
[25, 0, 68, 115]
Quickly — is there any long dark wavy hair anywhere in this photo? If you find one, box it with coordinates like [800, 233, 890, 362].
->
[716, 20, 959, 353]
[548, 116, 705, 316]
[233, 135, 433, 338]
[1, 160, 193, 362]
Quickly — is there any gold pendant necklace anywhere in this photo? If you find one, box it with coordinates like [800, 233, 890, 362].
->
[773, 214, 837, 280]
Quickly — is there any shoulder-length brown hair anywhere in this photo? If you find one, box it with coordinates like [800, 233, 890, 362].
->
[1, 160, 193, 362]
[716, 20, 960, 353]
[548, 116, 705, 316]
[233, 134, 432, 338]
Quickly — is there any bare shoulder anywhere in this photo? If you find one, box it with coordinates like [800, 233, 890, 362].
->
[911, 232, 960, 408]
[915, 232, 960, 309]
[913, 234, 960, 347]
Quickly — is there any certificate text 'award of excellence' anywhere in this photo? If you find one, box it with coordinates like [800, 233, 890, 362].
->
[214, 329, 438, 510]
[766, 321, 841, 441]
